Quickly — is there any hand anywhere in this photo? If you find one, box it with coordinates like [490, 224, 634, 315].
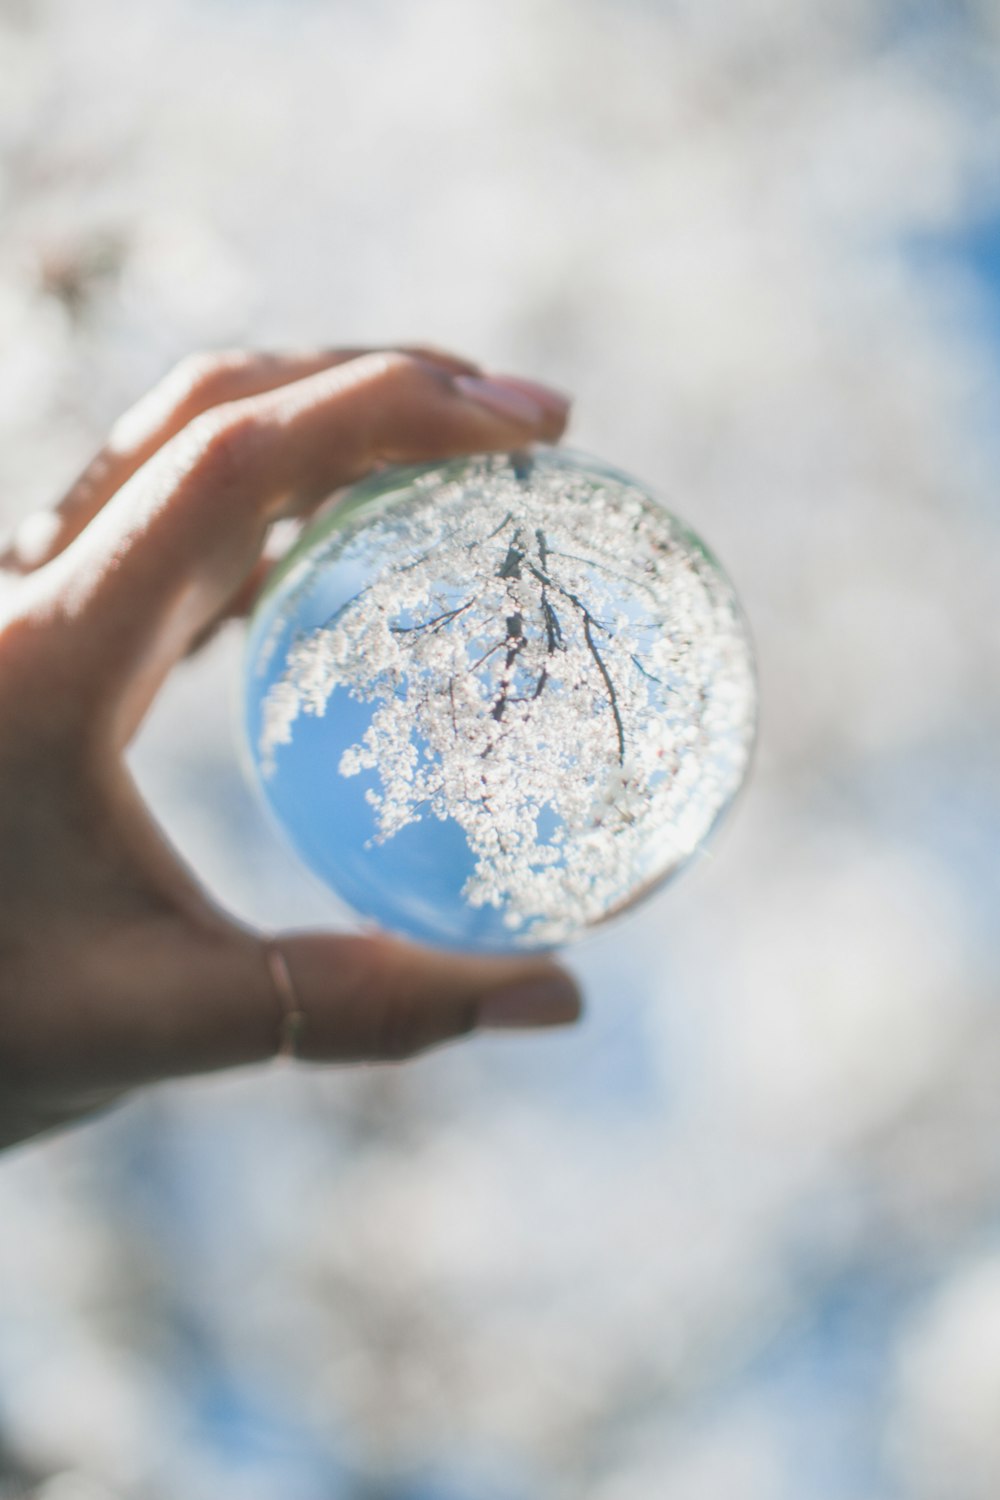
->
[0, 347, 582, 1150]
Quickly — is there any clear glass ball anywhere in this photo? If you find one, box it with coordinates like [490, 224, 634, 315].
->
[243, 448, 757, 952]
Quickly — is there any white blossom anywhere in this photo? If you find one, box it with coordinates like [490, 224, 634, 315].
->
[259, 453, 756, 944]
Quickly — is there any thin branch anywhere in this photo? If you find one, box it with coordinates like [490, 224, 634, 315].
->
[548, 546, 664, 601]
[467, 639, 507, 674]
[480, 510, 515, 544]
[584, 615, 626, 764]
[390, 600, 474, 636]
[631, 653, 663, 685]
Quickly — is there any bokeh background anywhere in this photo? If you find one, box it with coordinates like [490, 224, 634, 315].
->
[2, 1, 1000, 1496]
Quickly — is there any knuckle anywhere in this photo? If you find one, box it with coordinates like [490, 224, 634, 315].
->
[186, 408, 262, 488]
[368, 349, 435, 397]
[351, 352, 445, 465]
[170, 350, 250, 413]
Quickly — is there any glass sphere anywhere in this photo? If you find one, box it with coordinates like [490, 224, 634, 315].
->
[243, 448, 757, 952]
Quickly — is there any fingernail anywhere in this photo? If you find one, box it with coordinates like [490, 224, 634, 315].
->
[453, 374, 548, 425]
[477, 975, 582, 1030]
[487, 373, 571, 418]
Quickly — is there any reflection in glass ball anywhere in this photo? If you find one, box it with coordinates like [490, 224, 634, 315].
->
[243, 448, 757, 952]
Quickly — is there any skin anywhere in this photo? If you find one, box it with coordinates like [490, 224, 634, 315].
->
[0, 346, 582, 1151]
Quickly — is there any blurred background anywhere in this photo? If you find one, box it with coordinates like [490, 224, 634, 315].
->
[2, 0, 1000, 1496]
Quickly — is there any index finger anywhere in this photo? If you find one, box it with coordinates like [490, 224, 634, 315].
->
[1, 345, 481, 572]
[26, 353, 571, 751]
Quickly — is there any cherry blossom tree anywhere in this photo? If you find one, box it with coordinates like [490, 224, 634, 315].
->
[260, 454, 756, 945]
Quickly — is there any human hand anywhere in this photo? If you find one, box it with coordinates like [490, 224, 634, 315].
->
[0, 347, 581, 1150]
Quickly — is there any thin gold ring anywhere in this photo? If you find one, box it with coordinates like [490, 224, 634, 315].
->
[265, 941, 306, 1060]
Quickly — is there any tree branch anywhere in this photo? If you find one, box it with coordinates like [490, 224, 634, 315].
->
[584, 615, 626, 764]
